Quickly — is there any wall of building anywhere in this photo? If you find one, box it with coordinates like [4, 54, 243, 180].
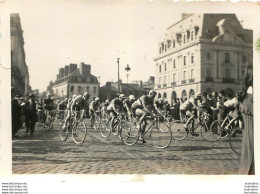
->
[154, 14, 252, 102]
[11, 14, 31, 97]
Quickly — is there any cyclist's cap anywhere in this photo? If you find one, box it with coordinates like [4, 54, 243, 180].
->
[94, 97, 100, 101]
[149, 90, 157, 96]
[129, 95, 135, 100]
[119, 94, 126, 98]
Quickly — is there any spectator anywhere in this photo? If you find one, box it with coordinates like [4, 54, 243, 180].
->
[12, 97, 22, 138]
[24, 93, 38, 135]
[238, 72, 254, 175]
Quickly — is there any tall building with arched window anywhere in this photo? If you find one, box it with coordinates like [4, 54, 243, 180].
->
[154, 14, 253, 102]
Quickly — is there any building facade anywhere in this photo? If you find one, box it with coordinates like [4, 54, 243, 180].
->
[154, 14, 253, 102]
[52, 62, 99, 101]
[11, 13, 31, 97]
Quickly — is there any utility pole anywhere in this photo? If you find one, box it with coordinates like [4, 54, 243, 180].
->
[117, 58, 120, 94]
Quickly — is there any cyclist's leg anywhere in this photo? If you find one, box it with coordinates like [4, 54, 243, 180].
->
[90, 109, 94, 127]
[109, 111, 116, 131]
[184, 110, 194, 128]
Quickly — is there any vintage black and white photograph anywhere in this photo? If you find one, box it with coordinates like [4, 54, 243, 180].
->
[8, 0, 255, 175]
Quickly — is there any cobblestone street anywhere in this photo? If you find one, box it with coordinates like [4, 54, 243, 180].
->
[12, 119, 240, 175]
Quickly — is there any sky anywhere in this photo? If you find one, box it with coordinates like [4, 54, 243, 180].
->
[0, 0, 256, 92]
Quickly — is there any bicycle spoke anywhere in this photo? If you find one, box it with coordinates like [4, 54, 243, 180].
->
[72, 122, 87, 144]
[120, 121, 139, 146]
[150, 123, 172, 149]
[229, 128, 243, 155]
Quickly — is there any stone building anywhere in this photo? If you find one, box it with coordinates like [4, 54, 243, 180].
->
[154, 14, 253, 102]
[11, 13, 31, 97]
[52, 62, 99, 101]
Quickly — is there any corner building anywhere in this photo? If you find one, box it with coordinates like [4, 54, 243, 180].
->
[11, 13, 31, 96]
[52, 63, 99, 101]
[154, 14, 253, 102]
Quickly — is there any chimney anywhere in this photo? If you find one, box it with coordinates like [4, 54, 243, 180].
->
[59, 68, 65, 78]
[69, 63, 77, 74]
[182, 13, 189, 19]
[138, 80, 143, 87]
[106, 82, 111, 87]
[79, 62, 91, 76]
[64, 65, 69, 76]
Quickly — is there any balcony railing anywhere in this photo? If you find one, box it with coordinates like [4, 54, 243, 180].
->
[181, 80, 187, 84]
[189, 78, 195, 83]
[222, 78, 234, 83]
[205, 77, 213, 82]
[157, 84, 161, 89]
[171, 82, 176, 86]
[163, 84, 167, 88]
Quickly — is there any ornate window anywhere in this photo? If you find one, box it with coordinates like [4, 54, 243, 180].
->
[225, 53, 230, 63]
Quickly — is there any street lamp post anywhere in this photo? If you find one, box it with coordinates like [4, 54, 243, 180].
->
[125, 64, 131, 96]
[117, 58, 120, 94]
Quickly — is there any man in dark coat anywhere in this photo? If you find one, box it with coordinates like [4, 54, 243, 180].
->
[24, 93, 38, 135]
[12, 97, 22, 137]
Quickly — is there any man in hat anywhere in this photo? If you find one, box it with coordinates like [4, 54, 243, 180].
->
[24, 93, 37, 135]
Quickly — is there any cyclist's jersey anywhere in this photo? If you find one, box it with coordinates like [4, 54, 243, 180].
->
[37, 102, 44, 110]
[44, 98, 54, 111]
[103, 102, 110, 109]
[58, 103, 66, 111]
[131, 95, 154, 110]
[163, 103, 170, 112]
[89, 101, 100, 111]
[71, 95, 89, 112]
[67, 98, 73, 109]
[154, 100, 164, 110]
[180, 97, 196, 111]
[224, 97, 239, 112]
[107, 98, 123, 111]
[123, 99, 134, 113]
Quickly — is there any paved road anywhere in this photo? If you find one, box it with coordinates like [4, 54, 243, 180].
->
[12, 119, 241, 174]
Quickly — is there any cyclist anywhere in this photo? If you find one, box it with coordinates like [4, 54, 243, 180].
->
[106, 94, 126, 132]
[57, 100, 67, 121]
[43, 94, 55, 128]
[89, 97, 101, 127]
[131, 90, 158, 143]
[223, 92, 242, 131]
[123, 95, 136, 119]
[63, 92, 90, 129]
[37, 99, 45, 123]
[180, 94, 202, 136]
[154, 98, 164, 112]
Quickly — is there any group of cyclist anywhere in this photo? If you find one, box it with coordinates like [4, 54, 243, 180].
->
[18, 86, 241, 142]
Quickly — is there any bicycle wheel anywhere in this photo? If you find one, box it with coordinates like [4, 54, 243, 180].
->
[72, 122, 87, 144]
[200, 120, 222, 142]
[120, 121, 139, 146]
[150, 122, 172, 149]
[59, 120, 69, 141]
[229, 127, 243, 155]
[94, 116, 101, 130]
[170, 121, 188, 140]
[100, 119, 111, 138]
